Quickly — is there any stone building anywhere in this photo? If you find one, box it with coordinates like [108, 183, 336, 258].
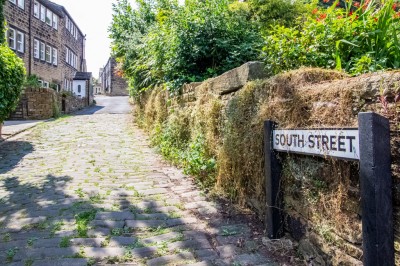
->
[99, 57, 128, 96]
[4, 0, 87, 92]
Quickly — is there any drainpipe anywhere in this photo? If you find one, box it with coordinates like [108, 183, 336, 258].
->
[28, 0, 32, 75]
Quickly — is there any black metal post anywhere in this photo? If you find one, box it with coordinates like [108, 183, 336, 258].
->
[358, 112, 394, 266]
[264, 120, 284, 239]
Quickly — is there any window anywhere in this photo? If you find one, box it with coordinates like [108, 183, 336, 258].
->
[52, 14, 58, 29]
[46, 9, 52, 26]
[52, 48, 57, 65]
[40, 42, 45, 60]
[43, 81, 49, 88]
[45, 45, 51, 63]
[40, 5, 45, 22]
[8, 0, 16, 4]
[16, 31, 24, 53]
[34, 39, 39, 58]
[34, 1, 39, 18]
[7, 28, 15, 50]
[38, 80, 43, 87]
[64, 79, 67, 90]
[78, 85, 81, 93]
[17, 0, 24, 9]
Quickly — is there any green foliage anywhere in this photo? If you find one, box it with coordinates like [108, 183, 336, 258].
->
[249, 0, 312, 29]
[110, 0, 262, 94]
[75, 210, 97, 238]
[0, 44, 26, 124]
[262, 0, 400, 76]
[24, 74, 41, 89]
[150, 114, 216, 188]
[0, 0, 5, 43]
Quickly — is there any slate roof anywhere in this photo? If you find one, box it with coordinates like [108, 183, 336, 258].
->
[73, 72, 92, 80]
[38, 0, 84, 36]
[37, 0, 64, 17]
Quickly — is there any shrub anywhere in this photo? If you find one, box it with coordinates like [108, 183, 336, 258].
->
[110, 0, 262, 94]
[0, 44, 26, 125]
[262, 0, 400, 75]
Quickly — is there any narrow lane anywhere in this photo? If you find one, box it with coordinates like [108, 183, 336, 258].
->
[0, 97, 276, 266]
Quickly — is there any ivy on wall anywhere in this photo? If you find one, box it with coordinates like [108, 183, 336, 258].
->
[0, 0, 5, 43]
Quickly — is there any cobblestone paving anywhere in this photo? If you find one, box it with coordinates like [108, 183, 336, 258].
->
[0, 113, 277, 266]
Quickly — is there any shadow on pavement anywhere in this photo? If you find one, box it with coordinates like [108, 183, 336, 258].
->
[0, 141, 33, 175]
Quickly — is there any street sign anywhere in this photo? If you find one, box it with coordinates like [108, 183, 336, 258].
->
[273, 129, 359, 160]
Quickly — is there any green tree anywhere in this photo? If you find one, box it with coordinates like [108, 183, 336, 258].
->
[109, 0, 262, 95]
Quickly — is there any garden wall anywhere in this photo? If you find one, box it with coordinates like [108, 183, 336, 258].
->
[134, 63, 400, 265]
[9, 88, 88, 120]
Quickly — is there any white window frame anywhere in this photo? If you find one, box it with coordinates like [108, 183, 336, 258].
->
[7, 28, 16, 50]
[40, 42, 45, 60]
[46, 9, 52, 26]
[52, 47, 57, 65]
[43, 81, 49, 88]
[17, 0, 24, 9]
[52, 14, 58, 30]
[16, 31, 24, 53]
[8, 0, 16, 4]
[40, 5, 45, 22]
[33, 1, 39, 18]
[45, 45, 52, 63]
[33, 39, 39, 58]
[38, 80, 43, 87]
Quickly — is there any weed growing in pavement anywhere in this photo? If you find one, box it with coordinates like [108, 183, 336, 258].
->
[221, 228, 239, 236]
[75, 210, 97, 237]
[51, 221, 64, 235]
[75, 188, 85, 198]
[60, 236, 70, 248]
[3, 233, 11, 242]
[94, 167, 101, 173]
[6, 247, 18, 262]
[24, 259, 33, 266]
[89, 193, 104, 204]
[27, 237, 38, 247]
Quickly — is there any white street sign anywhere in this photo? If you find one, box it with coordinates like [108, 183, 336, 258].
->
[273, 129, 359, 160]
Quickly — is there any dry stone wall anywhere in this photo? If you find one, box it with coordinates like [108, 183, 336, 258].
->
[135, 62, 400, 265]
[9, 88, 88, 120]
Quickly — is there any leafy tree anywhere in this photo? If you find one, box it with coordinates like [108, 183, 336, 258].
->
[109, 0, 262, 95]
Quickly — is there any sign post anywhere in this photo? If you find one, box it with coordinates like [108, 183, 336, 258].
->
[264, 112, 394, 266]
[358, 112, 394, 266]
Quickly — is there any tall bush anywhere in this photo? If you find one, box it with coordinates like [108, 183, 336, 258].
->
[110, 0, 262, 95]
[262, 0, 400, 75]
[0, 45, 26, 129]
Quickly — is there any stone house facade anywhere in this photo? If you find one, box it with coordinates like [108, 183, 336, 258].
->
[99, 57, 128, 96]
[4, 0, 86, 92]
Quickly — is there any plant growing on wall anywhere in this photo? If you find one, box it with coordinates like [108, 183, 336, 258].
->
[0, 0, 5, 44]
[262, 0, 400, 75]
[0, 44, 26, 137]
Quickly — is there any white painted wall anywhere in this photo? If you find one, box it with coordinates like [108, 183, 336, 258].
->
[72, 80, 87, 98]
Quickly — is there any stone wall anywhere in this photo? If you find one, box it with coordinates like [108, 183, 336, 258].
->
[136, 62, 400, 265]
[9, 88, 88, 120]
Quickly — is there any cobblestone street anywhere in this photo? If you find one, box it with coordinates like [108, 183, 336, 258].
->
[0, 98, 277, 266]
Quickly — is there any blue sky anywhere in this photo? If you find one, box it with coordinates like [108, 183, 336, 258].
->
[54, 0, 135, 78]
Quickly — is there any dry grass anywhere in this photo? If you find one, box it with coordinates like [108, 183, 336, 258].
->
[134, 67, 400, 265]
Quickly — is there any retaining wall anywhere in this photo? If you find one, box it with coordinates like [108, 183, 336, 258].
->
[135, 63, 400, 265]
